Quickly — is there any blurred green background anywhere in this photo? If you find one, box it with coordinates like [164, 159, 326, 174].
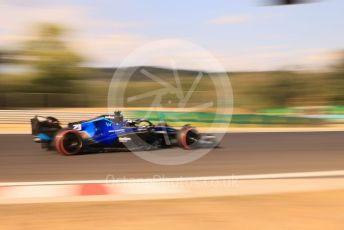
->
[1, 24, 344, 117]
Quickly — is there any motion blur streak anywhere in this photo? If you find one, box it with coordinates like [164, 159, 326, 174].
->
[1, 190, 344, 229]
[265, 0, 319, 5]
[0, 0, 343, 229]
[0, 132, 343, 182]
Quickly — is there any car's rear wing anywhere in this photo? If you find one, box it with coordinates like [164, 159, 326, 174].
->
[30, 116, 62, 136]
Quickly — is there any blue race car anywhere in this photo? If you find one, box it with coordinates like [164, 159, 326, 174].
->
[31, 111, 218, 155]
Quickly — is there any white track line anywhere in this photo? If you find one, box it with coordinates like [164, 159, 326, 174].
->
[1, 170, 344, 187]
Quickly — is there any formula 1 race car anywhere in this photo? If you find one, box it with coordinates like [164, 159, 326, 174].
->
[31, 111, 218, 155]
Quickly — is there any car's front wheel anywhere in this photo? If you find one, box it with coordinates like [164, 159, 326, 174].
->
[177, 126, 200, 149]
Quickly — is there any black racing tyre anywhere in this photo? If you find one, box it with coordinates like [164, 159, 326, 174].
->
[177, 127, 200, 149]
[54, 129, 83, 155]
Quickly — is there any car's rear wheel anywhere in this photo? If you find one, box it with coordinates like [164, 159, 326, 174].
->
[177, 127, 200, 149]
[55, 130, 83, 155]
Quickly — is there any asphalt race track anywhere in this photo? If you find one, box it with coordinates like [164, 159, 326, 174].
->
[0, 132, 343, 182]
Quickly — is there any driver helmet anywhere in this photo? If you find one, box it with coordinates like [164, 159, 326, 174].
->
[114, 111, 124, 124]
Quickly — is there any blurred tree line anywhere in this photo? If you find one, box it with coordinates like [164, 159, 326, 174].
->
[237, 52, 344, 110]
[0, 24, 89, 107]
[24, 24, 83, 94]
[0, 23, 344, 111]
